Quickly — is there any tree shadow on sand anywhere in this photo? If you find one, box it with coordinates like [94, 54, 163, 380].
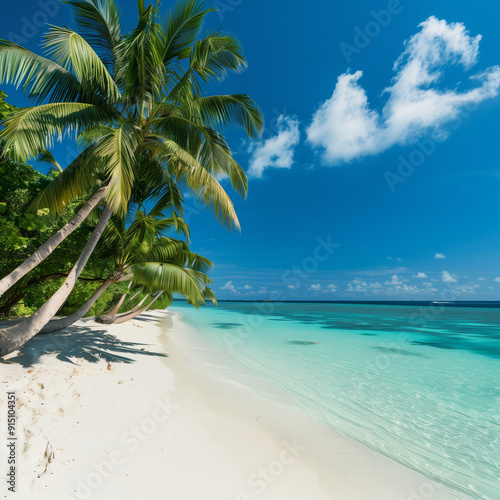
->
[0, 323, 167, 368]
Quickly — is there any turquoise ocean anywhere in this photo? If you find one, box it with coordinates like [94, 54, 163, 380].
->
[171, 301, 500, 500]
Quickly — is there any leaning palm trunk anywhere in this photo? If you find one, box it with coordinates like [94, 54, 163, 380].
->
[0, 206, 113, 358]
[0, 187, 107, 298]
[112, 292, 163, 325]
[103, 281, 133, 317]
[39, 278, 113, 334]
[96, 293, 149, 324]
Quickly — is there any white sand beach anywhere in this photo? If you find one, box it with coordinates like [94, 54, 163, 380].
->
[0, 311, 471, 500]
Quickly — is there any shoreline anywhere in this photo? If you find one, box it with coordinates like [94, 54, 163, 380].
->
[0, 310, 471, 499]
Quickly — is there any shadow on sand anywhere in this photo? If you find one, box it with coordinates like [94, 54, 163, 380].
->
[1, 320, 167, 368]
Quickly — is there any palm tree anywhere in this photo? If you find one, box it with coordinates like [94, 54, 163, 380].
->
[41, 198, 214, 332]
[0, 0, 263, 357]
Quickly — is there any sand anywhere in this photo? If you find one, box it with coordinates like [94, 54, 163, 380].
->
[0, 311, 471, 499]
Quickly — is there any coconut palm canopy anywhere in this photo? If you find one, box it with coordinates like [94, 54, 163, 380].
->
[98, 193, 216, 307]
[0, 0, 263, 357]
[0, 0, 263, 230]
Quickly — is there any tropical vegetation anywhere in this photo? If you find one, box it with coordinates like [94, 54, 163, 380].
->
[0, 0, 263, 357]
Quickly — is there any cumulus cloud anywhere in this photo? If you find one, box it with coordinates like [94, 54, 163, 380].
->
[346, 279, 382, 292]
[395, 284, 421, 293]
[309, 284, 322, 291]
[242, 284, 253, 290]
[477, 277, 485, 281]
[327, 284, 337, 292]
[456, 284, 479, 294]
[306, 17, 500, 164]
[220, 281, 237, 293]
[385, 274, 403, 286]
[494, 277, 500, 283]
[441, 270, 456, 283]
[413, 272, 428, 278]
[434, 253, 446, 259]
[247, 116, 300, 178]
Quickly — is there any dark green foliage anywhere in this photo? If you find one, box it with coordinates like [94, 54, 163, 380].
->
[0, 158, 115, 317]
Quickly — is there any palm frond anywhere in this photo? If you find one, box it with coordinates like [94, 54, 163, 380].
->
[188, 94, 263, 139]
[132, 262, 207, 306]
[29, 146, 103, 214]
[63, 0, 123, 74]
[35, 150, 63, 173]
[44, 26, 121, 102]
[191, 32, 247, 82]
[162, 0, 214, 64]
[120, 5, 166, 111]
[154, 137, 240, 231]
[202, 286, 217, 305]
[93, 122, 139, 214]
[0, 40, 82, 104]
[0, 102, 112, 161]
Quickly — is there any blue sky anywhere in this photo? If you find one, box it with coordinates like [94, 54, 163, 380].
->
[1, 0, 500, 300]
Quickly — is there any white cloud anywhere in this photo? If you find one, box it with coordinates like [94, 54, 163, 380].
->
[494, 277, 500, 283]
[327, 284, 337, 292]
[242, 284, 253, 290]
[434, 253, 446, 259]
[347, 278, 368, 292]
[355, 266, 408, 276]
[220, 281, 237, 293]
[247, 116, 300, 178]
[413, 272, 428, 278]
[385, 274, 403, 285]
[258, 287, 267, 295]
[395, 284, 421, 293]
[456, 284, 479, 294]
[477, 277, 485, 281]
[309, 284, 322, 291]
[346, 279, 382, 292]
[441, 270, 456, 283]
[306, 17, 500, 163]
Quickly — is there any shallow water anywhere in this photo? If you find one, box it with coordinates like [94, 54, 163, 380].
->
[172, 301, 500, 499]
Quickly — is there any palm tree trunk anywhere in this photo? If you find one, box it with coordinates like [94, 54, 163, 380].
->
[0, 205, 113, 358]
[127, 294, 150, 314]
[112, 292, 163, 324]
[40, 278, 113, 334]
[104, 281, 132, 317]
[0, 187, 108, 298]
[96, 293, 149, 324]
